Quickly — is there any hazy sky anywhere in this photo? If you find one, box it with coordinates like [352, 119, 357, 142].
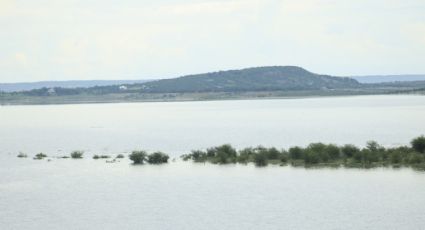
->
[1, 0, 424, 83]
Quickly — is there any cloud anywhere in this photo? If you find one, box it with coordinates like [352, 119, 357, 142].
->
[0, 0, 424, 82]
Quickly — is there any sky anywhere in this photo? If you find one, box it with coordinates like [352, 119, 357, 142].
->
[0, 0, 424, 83]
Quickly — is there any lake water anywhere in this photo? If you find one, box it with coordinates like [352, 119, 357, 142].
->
[1, 95, 425, 229]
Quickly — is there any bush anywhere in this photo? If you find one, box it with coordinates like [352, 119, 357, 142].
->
[253, 152, 268, 167]
[411, 135, 425, 153]
[147, 152, 169, 164]
[237, 147, 255, 163]
[17, 152, 28, 158]
[116, 154, 125, 159]
[407, 153, 424, 164]
[341, 144, 360, 158]
[33, 152, 47, 160]
[129, 150, 147, 164]
[390, 151, 403, 164]
[190, 150, 207, 162]
[289, 146, 304, 159]
[366, 141, 380, 152]
[326, 144, 340, 160]
[264, 147, 281, 160]
[93, 155, 110, 159]
[70, 151, 84, 159]
[304, 151, 320, 164]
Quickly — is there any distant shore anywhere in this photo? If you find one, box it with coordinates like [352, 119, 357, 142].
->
[1, 89, 423, 106]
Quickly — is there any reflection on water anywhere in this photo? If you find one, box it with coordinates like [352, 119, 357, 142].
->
[1, 157, 425, 230]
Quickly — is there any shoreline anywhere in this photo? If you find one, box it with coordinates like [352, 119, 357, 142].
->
[1, 90, 423, 106]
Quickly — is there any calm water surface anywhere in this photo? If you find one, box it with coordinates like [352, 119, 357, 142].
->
[0, 95, 425, 155]
[1, 95, 425, 229]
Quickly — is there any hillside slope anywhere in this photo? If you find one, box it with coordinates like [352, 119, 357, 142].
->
[140, 66, 360, 93]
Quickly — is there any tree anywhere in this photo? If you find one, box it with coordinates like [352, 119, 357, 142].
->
[253, 152, 268, 166]
[147, 152, 169, 164]
[341, 144, 360, 158]
[289, 146, 304, 159]
[129, 150, 147, 164]
[411, 135, 425, 153]
[70, 151, 84, 159]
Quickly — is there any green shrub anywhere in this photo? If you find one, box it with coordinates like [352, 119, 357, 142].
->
[129, 150, 147, 164]
[70, 151, 84, 159]
[253, 152, 268, 167]
[116, 154, 125, 159]
[289, 146, 304, 159]
[390, 151, 403, 164]
[264, 147, 281, 160]
[411, 135, 425, 153]
[147, 152, 169, 164]
[33, 152, 47, 160]
[341, 144, 360, 158]
[17, 152, 28, 158]
[93, 155, 110, 159]
[407, 152, 424, 164]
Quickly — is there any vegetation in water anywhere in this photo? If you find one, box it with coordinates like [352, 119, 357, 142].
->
[93, 155, 110, 159]
[129, 151, 148, 164]
[33, 152, 47, 160]
[147, 152, 169, 164]
[17, 152, 28, 158]
[129, 151, 170, 164]
[70, 151, 84, 159]
[181, 136, 425, 169]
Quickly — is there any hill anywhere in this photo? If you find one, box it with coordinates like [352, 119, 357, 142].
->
[139, 66, 360, 93]
[352, 75, 425, 83]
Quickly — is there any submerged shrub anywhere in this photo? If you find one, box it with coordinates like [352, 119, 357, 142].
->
[33, 152, 47, 160]
[147, 152, 169, 164]
[411, 135, 425, 153]
[390, 151, 403, 164]
[190, 150, 207, 162]
[17, 152, 28, 158]
[407, 152, 424, 164]
[237, 147, 255, 163]
[70, 151, 84, 159]
[129, 150, 147, 164]
[289, 146, 304, 160]
[93, 155, 110, 159]
[253, 152, 268, 167]
[341, 144, 360, 158]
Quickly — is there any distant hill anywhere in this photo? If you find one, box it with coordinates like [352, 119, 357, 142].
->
[352, 75, 425, 83]
[0, 80, 151, 92]
[139, 66, 360, 93]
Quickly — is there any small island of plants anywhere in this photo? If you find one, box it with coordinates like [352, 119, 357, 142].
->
[16, 135, 425, 170]
[181, 135, 425, 169]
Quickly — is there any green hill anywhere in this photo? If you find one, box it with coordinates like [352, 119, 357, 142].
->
[139, 66, 360, 93]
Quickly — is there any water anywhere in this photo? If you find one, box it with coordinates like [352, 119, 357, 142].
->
[0, 95, 424, 156]
[1, 95, 425, 229]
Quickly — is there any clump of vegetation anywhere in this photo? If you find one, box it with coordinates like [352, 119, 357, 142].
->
[411, 135, 425, 153]
[70, 151, 84, 159]
[93, 155, 110, 159]
[181, 135, 425, 169]
[116, 154, 125, 159]
[17, 152, 28, 158]
[33, 152, 47, 160]
[129, 151, 147, 164]
[129, 150, 170, 164]
[147, 152, 169, 164]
